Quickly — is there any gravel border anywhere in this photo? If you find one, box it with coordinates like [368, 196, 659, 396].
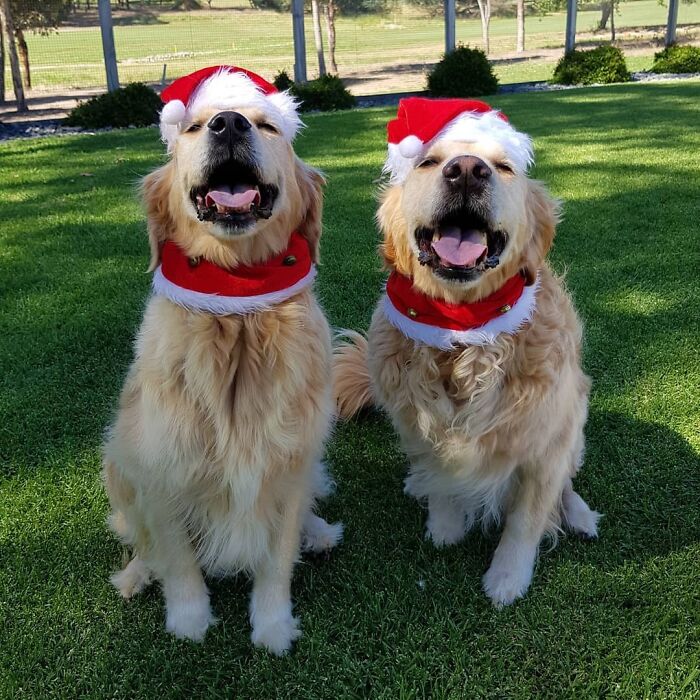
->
[1, 72, 698, 142]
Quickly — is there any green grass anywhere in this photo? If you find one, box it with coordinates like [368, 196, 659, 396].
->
[7, 0, 700, 91]
[1, 82, 699, 699]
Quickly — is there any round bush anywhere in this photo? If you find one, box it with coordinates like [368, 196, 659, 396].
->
[65, 83, 162, 129]
[427, 46, 499, 98]
[273, 70, 295, 92]
[551, 46, 630, 86]
[289, 74, 356, 112]
[650, 44, 700, 74]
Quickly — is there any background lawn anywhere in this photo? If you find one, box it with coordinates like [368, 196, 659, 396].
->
[1, 81, 699, 699]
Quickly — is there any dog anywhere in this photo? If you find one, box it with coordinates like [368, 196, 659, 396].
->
[102, 66, 342, 652]
[334, 98, 599, 606]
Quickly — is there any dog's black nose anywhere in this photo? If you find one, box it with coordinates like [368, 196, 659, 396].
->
[442, 155, 492, 190]
[207, 111, 252, 140]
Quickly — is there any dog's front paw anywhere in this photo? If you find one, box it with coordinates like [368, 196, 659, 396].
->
[425, 514, 466, 548]
[110, 557, 152, 599]
[482, 559, 534, 608]
[165, 596, 217, 642]
[563, 488, 602, 539]
[250, 610, 301, 655]
[425, 497, 466, 547]
[301, 514, 344, 554]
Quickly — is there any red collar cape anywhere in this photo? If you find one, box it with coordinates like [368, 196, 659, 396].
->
[152, 231, 316, 315]
[383, 270, 539, 349]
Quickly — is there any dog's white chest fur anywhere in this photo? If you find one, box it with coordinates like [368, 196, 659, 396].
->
[368, 307, 519, 521]
[110, 294, 333, 574]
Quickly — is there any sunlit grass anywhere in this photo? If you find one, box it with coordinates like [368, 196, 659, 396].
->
[1, 81, 698, 698]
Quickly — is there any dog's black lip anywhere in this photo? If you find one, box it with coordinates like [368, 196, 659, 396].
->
[415, 208, 507, 282]
[189, 158, 278, 231]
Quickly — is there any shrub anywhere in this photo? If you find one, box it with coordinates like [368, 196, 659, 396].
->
[551, 45, 630, 86]
[650, 44, 700, 74]
[286, 74, 355, 112]
[65, 83, 161, 129]
[427, 46, 499, 98]
[273, 70, 294, 92]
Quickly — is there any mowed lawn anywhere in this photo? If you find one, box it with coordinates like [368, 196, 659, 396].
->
[1, 82, 699, 699]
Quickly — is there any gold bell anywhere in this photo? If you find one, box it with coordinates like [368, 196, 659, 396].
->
[188, 256, 201, 268]
[407, 307, 418, 318]
[283, 255, 297, 266]
[499, 304, 512, 314]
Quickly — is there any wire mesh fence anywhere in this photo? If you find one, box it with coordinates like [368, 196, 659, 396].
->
[1, 0, 698, 101]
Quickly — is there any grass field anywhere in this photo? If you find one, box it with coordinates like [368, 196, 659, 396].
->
[6, 0, 700, 92]
[1, 81, 700, 698]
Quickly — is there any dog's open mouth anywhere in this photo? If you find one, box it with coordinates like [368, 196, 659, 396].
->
[416, 210, 507, 281]
[190, 160, 278, 230]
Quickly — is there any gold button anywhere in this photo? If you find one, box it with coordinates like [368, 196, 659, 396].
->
[407, 307, 418, 318]
[499, 304, 512, 314]
[283, 255, 297, 266]
[188, 256, 201, 268]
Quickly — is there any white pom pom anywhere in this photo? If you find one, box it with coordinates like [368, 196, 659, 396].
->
[160, 100, 187, 125]
[398, 134, 423, 159]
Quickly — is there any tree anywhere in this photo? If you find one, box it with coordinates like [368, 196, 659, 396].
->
[597, 0, 612, 30]
[0, 15, 5, 104]
[310, 0, 326, 75]
[475, 0, 491, 54]
[324, 0, 338, 74]
[9, 0, 72, 90]
[516, 0, 525, 52]
[0, 0, 27, 111]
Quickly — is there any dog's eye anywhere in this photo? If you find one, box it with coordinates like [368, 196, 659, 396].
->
[417, 158, 438, 169]
[184, 123, 202, 133]
[495, 162, 514, 174]
[258, 122, 279, 134]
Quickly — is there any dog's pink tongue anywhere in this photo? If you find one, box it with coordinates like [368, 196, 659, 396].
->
[432, 227, 487, 267]
[205, 185, 260, 211]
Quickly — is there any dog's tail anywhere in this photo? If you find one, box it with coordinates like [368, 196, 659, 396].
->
[333, 331, 374, 420]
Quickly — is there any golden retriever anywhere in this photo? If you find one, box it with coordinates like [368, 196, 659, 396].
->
[335, 98, 599, 606]
[102, 67, 342, 652]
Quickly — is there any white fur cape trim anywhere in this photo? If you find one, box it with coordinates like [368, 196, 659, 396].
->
[384, 110, 534, 184]
[160, 69, 302, 151]
[381, 275, 540, 349]
[152, 264, 317, 315]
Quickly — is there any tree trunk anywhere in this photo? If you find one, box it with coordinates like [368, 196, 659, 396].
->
[15, 28, 30, 89]
[311, 0, 326, 76]
[325, 0, 338, 74]
[0, 0, 27, 112]
[476, 0, 490, 55]
[597, 1, 612, 31]
[0, 16, 6, 105]
[516, 0, 525, 52]
[610, 0, 615, 41]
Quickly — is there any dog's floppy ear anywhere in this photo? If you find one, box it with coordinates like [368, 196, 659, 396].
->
[141, 164, 174, 272]
[520, 180, 560, 285]
[295, 159, 325, 263]
[376, 185, 407, 272]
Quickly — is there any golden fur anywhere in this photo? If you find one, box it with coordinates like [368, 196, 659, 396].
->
[334, 139, 600, 606]
[103, 102, 341, 652]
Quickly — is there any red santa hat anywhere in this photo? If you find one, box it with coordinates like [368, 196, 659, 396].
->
[159, 65, 301, 150]
[384, 97, 533, 183]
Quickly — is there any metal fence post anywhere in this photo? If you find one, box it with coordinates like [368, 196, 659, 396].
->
[564, 0, 577, 54]
[444, 0, 456, 54]
[98, 0, 119, 92]
[292, 0, 307, 84]
[665, 0, 679, 46]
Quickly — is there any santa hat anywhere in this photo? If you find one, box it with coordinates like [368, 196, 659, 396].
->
[384, 97, 533, 184]
[159, 65, 301, 150]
